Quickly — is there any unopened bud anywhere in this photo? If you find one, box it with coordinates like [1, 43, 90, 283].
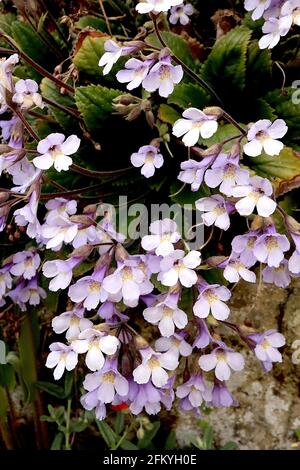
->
[203, 106, 223, 118]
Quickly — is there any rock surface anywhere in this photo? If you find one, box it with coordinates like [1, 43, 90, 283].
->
[176, 279, 300, 450]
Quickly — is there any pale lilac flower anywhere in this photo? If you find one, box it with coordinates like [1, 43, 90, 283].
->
[46, 342, 78, 380]
[133, 348, 178, 387]
[158, 249, 201, 287]
[222, 257, 256, 283]
[281, 0, 300, 26]
[259, 16, 292, 49]
[199, 348, 245, 381]
[98, 301, 128, 323]
[102, 258, 153, 308]
[196, 195, 234, 231]
[33, 133, 80, 172]
[10, 158, 39, 194]
[130, 145, 164, 178]
[116, 58, 154, 90]
[142, 218, 180, 256]
[245, 0, 272, 20]
[81, 393, 107, 421]
[10, 250, 40, 280]
[262, 260, 292, 287]
[68, 267, 108, 310]
[193, 283, 231, 321]
[142, 55, 183, 98]
[155, 333, 192, 358]
[41, 215, 78, 251]
[253, 231, 290, 267]
[44, 198, 77, 225]
[12, 79, 43, 110]
[233, 175, 276, 217]
[0, 54, 19, 113]
[143, 292, 188, 337]
[52, 306, 93, 341]
[204, 153, 250, 196]
[173, 108, 218, 147]
[98, 40, 135, 75]
[289, 250, 300, 274]
[176, 374, 212, 409]
[72, 329, 120, 371]
[14, 190, 41, 239]
[211, 382, 236, 407]
[169, 3, 194, 25]
[243, 119, 287, 157]
[128, 381, 161, 415]
[43, 257, 83, 291]
[248, 329, 285, 371]
[231, 232, 260, 267]
[82, 363, 128, 405]
[136, 0, 182, 14]
[177, 155, 215, 191]
[0, 265, 12, 298]
[8, 277, 46, 310]
[193, 319, 212, 349]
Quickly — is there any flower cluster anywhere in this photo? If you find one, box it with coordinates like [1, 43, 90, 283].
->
[0, 0, 296, 425]
[244, 0, 300, 49]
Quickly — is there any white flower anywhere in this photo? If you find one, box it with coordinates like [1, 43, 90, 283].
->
[169, 3, 194, 25]
[173, 108, 218, 147]
[52, 307, 93, 341]
[136, 0, 182, 14]
[72, 329, 120, 371]
[243, 119, 288, 157]
[233, 175, 276, 217]
[12, 79, 44, 110]
[141, 218, 180, 256]
[130, 145, 164, 178]
[33, 133, 80, 172]
[158, 249, 201, 287]
[46, 343, 78, 380]
[143, 293, 187, 337]
[196, 195, 233, 231]
[133, 348, 178, 387]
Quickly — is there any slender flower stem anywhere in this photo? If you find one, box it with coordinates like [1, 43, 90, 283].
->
[0, 34, 74, 94]
[11, 106, 40, 141]
[70, 163, 133, 178]
[222, 110, 246, 135]
[43, 97, 80, 118]
[99, 0, 112, 36]
[65, 399, 72, 451]
[151, 14, 222, 105]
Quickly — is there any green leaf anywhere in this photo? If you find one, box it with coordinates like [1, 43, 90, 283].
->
[18, 311, 40, 403]
[137, 421, 160, 449]
[255, 98, 277, 121]
[96, 420, 117, 448]
[11, 21, 55, 73]
[168, 83, 210, 109]
[114, 412, 125, 435]
[0, 340, 6, 364]
[75, 16, 106, 31]
[75, 85, 122, 133]
[249, 147, 300, 195]
[265, 88, 300, 145]
[145, 31, 197, 71]
[203, 425, 214, 450]
[158, 104, 180, 125]
[0, 387, 8, 418]
[120, 439, 139, 450]
[199, 123, 242, 150]
[246, 41, 272, 95]
[0, 12, 16, 37]
[164, 430, 177, 450]
[221, 441, 238, 450]
[35, 381, 66, 399]
[73, 35, 110, 78]
[201, 26, 252, 100]
[51, 432, 64, 450]
[40, 78, 78, 131]
[0, 364, 15, 389]
[64, 372, 73, 398]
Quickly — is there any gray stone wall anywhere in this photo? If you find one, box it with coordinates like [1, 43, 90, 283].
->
[176, 279, 300, 450]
